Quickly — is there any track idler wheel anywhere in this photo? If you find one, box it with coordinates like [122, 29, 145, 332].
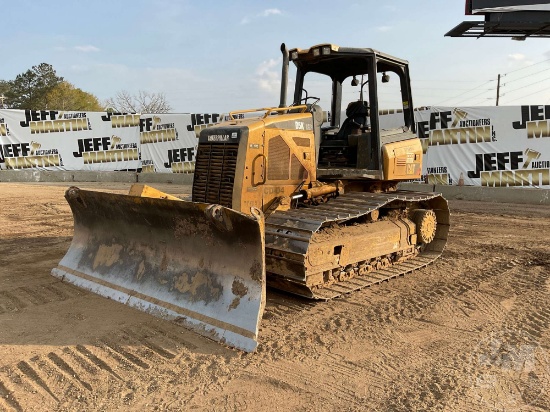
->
[412, 209, 437, 244]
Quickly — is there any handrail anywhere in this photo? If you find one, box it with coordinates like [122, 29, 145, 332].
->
[252, 154, 267, 186]
[228, 105, 309, 120]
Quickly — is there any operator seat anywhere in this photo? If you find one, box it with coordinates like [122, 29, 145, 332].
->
[317, 100, 369, 167]
[337, 100, 369, 139]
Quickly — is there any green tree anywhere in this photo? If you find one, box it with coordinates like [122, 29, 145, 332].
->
[6, 63, 63, 109]
[46, 81, 103, 111]
[0, 80, 10, 108]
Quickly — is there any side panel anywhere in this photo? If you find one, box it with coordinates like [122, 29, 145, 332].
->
[235, 124, 266, 213]
[261, 113, 317, 209]
[382, 138, 423, 180]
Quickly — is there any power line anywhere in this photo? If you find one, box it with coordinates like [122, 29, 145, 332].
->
[412, 87, 495, 91]
[501, 84, 550, 104]
[412, 79, 487, 83]
[454, 87, 496, 106]
[408, 58, 550, 106]
[434, 79, 495, 105]
[496, 59, 550, 101]
[501, 57, 550, 76]
[470, 97, 493, 106]
[502, 66, 550, 85]
[501, 77, 550, 96]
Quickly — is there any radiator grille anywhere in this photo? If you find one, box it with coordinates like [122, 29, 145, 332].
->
[293, 136, 310, 147]
[192, 143, 239, 208]
[290, 154, 307, 180]
[396, 156, 408, 166]
[268, 135, 290, 181]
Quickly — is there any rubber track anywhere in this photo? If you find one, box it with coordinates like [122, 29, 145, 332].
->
[265, 190, 449, 300]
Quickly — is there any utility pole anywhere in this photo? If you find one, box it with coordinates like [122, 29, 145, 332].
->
[496, 74, 501, 106]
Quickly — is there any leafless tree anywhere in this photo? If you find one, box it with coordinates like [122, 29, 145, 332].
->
[104, 90, 172, 113]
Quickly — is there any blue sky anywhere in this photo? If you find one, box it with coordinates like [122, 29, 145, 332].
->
[2, 0, 549, 112]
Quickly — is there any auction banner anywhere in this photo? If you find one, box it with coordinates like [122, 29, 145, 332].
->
[139, 112, 237, 173]
[409, 105, 549, 188]
[0, 109, 141, 171]
[2, 106, 548, 188]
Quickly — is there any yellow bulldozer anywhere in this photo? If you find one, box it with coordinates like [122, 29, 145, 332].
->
[52, 44, 449, 352]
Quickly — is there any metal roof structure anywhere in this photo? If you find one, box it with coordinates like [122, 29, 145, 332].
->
[446, 0, 550, 39]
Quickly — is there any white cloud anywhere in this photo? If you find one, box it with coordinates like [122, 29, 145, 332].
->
[74, 45, 100, 52]
[508, 53, 525, 61]
[241, 8, 283, 25]
[507, 53, 534, 68]
[255, 58, 281, 94]
[260, 8, 281, 17]
[56, 45, 100, 52]
[376, 26, 392, 32]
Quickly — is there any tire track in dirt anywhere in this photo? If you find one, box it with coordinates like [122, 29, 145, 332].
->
[0, 291, 27, 313]
[317, 352, 396, 398]
[46, 352, 93, 392]
[456, 332, 550, 411]
[490, 253, 550, 346]
[145, 325, 199, 351]
[519, 304, 550, 344]
[349, 322, 486, 410]
[442, 253, 550, 411]
[383, 365, 469, 411]
[30, 355, 86, 403]
[16, 360, 59, 403]
[122, 329, 177, 360]
[0, 321, 215, 410]
[16, 351, 101, 409]
[257, 254, 522, 364]
[254, 359, 365, 407]
[261, 258, 507, 347]
[99, 339, 151, 370]
[460, 290, 505, 319]
[428, 256, 548, 408]
[267, 249, 522, 336]
[256, 251, 545, 409]
[263, 291, 318, 319]
[74, 345, 122, 381]
[334, 255, 514, 330]
[379, 324, 531, 411]
[61, 347, 99, 376]
[0, 380, 23, 412]
[0, 281, 83, 315]
[39, 202, 66, 215]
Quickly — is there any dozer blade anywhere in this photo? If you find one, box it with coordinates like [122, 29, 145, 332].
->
[52, 187, 265, 352]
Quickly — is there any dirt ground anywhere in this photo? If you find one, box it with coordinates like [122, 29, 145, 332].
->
[0, 182, 549, 411]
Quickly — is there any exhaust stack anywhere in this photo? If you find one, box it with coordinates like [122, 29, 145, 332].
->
[279, 43, 289, 108]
